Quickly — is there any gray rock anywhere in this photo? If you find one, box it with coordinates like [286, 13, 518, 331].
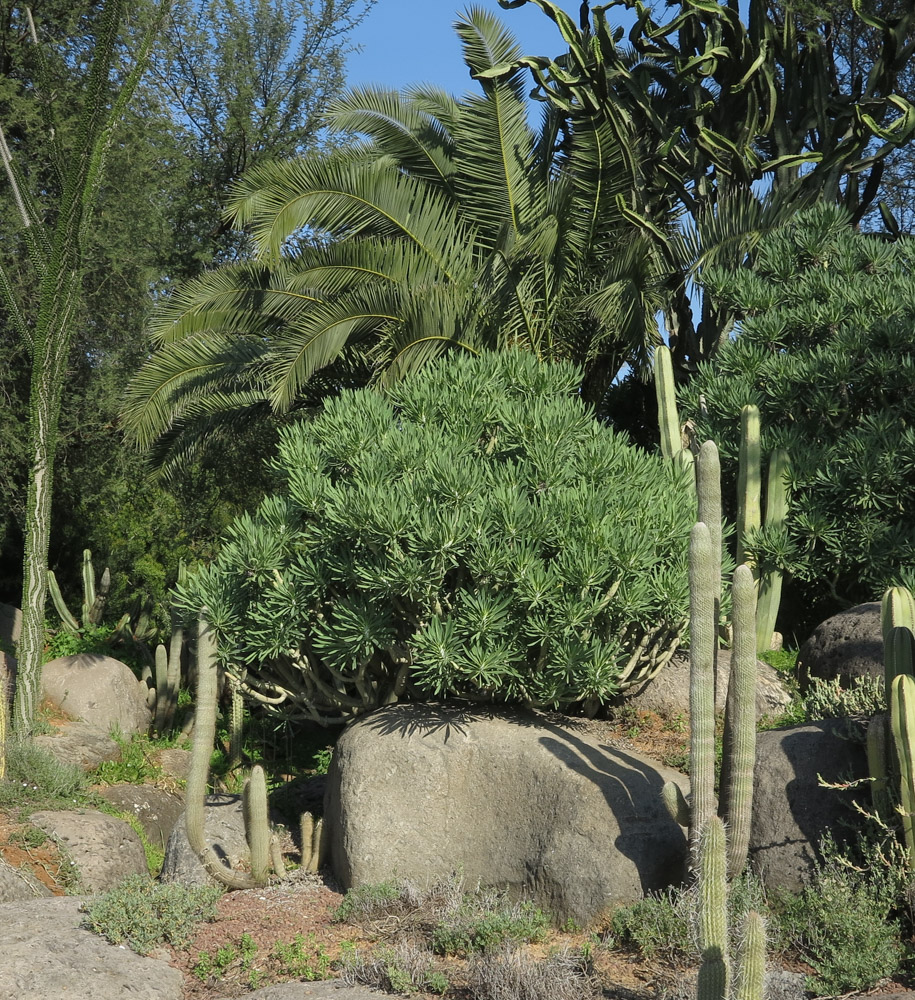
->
[41, 653, 151, 735]
[0, 895, 183, 1000]
[797, 602, 883, 692]
[33, 721, 122, 771]
[0, 602, 21, 648]
[620, 649, 793, 722]
[159, 793, 252, 886]
[97, 784, 185, 851]
[153, 746, 192, 781]
[325, 705, 690, 925]
[749, 719, 869, 891]
[30, 809, 149, 892]
[0, 854, 52, 902]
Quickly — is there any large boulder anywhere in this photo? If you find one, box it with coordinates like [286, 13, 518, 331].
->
[98, 785, 185, 851]
[33, 720, 122, 771]
[29, 809, 149, 892]
[42, 653, 151, 735]
[0, 896, 183, 1000]
[324, 705, 690, 925]
[620, 649, 792, 722]
[797, 603, 883, 692]
[749, 719, 869, 891]
[0, 855, 52, 903]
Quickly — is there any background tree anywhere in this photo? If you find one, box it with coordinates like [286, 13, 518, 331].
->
[123, 7, 673, 472]
[680, 203, 915, 636]
[0, 0, 167, 734]
[494, 0, 915, 375]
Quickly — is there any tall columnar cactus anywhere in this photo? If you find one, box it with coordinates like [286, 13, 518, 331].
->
[890, 672, 915, 874]
[185, 616, 274, 890]
[755, 449, 790, 655]
[697, 815, 730, 1000]
[697, 441, 722, 687]
[736, 407, 761, 568]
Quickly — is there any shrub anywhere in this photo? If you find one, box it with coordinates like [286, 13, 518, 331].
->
[609, 889, 692, 961]
[431, 889, 550, 955]
[469, 944, 599, 1000]
[773, 851, 903, 994]
[177, 352, 694, 723]
[803, 674, 885, 721]
[681, 204, 915, 625]
[83, 875, 222, 954]
[341, 941, 449, 995]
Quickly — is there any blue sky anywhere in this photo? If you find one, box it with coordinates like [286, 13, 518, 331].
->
[345, 1, 583, 97]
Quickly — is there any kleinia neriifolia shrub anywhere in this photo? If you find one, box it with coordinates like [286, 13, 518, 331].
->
[177, 352, 694, 723]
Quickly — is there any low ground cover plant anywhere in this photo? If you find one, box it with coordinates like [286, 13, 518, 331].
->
[178, 351, 695, 724]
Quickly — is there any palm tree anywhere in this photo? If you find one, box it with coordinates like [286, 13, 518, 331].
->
[123, 6, 670, 475]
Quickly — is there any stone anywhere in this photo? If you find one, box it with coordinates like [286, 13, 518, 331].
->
[159, 793, 256, 886]
[324, 704, 690, 925]
[214, 984, 407, 1000]
[0, 854, 52, 902]
[749, 719, 869, 891]
[30, 809, 149, 892]
[0, 601, 21, 648]
[619, 649, 792, 722]
[796, 602, 883, 692]
[0, 896, 183, 1000]
[42, 653, 151, 735]
[153, 746, 192, 781]
[97, 784, 185, 851]
[33, 721, 122, 771]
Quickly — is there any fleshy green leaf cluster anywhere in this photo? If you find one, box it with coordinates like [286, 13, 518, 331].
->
[681, 203, 915, 614]
[176, 352, 694, 723]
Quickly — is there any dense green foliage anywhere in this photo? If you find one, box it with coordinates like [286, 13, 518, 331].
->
[177, 352, 694, 723]
[122, 8, 657, 475]
[681, 204, 915, 624]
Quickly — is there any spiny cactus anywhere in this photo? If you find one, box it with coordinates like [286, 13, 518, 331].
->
[185, 616, 275, 890]
[735, 407, 761, 569]
[47, 548, 110, 634]
[755, 449, 790, 655]
[890, 672, 915, 874]
[697, 816, 730, 1000]
[300, 811, 325, 872]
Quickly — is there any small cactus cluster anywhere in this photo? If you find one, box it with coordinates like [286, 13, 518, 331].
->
[185, 617, 280, 889]
[654, 347, 791, 655]
[871, 586, 915, 873]
[661, 441, 766, 1000]
[47, 548, 110, 633]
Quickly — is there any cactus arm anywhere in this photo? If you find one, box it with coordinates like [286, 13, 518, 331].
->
[300, 811, 315, 869]
[163, 621, 183, 731]
[890, 673, 915, 874]
[690, 522, 718, 852]
[655, 344, 682, 462]
[185, 616, 258, 891]
[243, 764, 270, 885]
[81, 549, 96, 625]
[736, 405, 762, 567]
[662, 780, 690, 827]
[697, 815, 731, 1000]
[87, 566, 110, 626]
[153, 643, 168, 733]
[886, 626, 915, 690]
[697, 440, 722, 699]
[735, 910, 766, 1000]
[756, 449, 790, 654]
[720, 563, 757, 878]
[228, 676, 245, 772]
[882, 586, 915, 644]
[47, 569, 80, 633]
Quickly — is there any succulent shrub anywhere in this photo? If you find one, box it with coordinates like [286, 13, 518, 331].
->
[177, 352, 694, 724]
[681, 203, 915, 626]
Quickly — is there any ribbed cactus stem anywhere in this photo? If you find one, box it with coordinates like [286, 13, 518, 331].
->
[243, 764, 270, 886]
[300, 811, 315, 869]
[697, 441, 722, 696]
[185, 616, 257, 890]
[662, 780, 690, 827]
[882, 586, 915, 645]
[655, 344, 681, 462]
[47, 569, 80, 633]
[891, 673, 915, 875]
[736, 405, 761, 567]
[0, 669, 7, 781]
[866, 712, 892, 823]
[735, 910, 766, 1000]
[756, 449, 790, 654]
[309, 818, 324, 873]
[228, 677, 244, 772]
[886, 626, 915, 691]
[81, 549, 96, 624]
[697, 815, 730, 1000]
[720, 563, 757, 878]
[153, 643, 169, 732]
[690, 522, 717, 854]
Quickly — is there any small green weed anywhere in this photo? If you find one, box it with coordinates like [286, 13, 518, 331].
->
[92, 733, 171, 786]
[83, 875, 222, 955]
[432, 892, 549, 955]
[8, 825, 49, 849]
[759, 648, 798, 674]
[803, 674, 885, 721]
[312, 747, 333, 774]
[333, 879, 403, 922]
[0, 738, 89, 810]
[43, 622, 117, 662]
[270, 933, 331, 980]
[610, 888, 692, 962]
[342, 942, 449, 995]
